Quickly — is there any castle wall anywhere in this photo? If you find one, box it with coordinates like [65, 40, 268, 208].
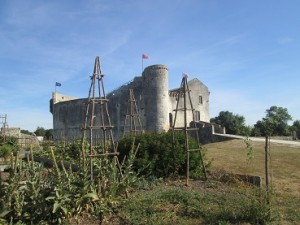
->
[52, 98, 85, 139]
[187, 78, 210, 122]
[168, 78, 210, 128]
[107, 77, 144, 139]
[51, 64, 211, 142]
[190, 121, 226, 144]
[50, 92, 77, 114]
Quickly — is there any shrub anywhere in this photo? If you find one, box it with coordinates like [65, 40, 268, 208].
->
[0, 144, 13, 160]
[35, 141, 81, 163]
[118, 132, 208, 178]
[0, 137, 20, 160]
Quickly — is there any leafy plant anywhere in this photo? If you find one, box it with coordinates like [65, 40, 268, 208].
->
[0, 136, 20, 161]
[0, 140, 140, 224]
[118, 132, 209, 179]
[0, 144, 13, 160]
[244, 136, 254, 163]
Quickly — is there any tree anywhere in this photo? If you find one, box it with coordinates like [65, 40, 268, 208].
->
[45, 129, 53, 140]
[291, 120, 300, 131]
[210, 111, 249, 135]
[34, 127, 53, 140]
[252, 120, 264, 136]
[253, 106, 292, 136]
[34, 126, 46, 136]
[21, 129, 32, 135]
[290, 120, 300, 139]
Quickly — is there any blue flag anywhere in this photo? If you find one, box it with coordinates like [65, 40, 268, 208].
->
[56, 82, 61, 87]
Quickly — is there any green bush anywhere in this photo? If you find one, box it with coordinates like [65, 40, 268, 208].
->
[118, 132, 208, 178]
[0, 144, 13, 160]
[35, 141, 81, 163]
[0, 137, 20, 160]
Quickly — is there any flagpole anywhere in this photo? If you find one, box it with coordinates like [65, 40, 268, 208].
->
[55, 83, 57, 93]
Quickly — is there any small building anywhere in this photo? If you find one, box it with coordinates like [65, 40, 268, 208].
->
[0, 127, 39, 148]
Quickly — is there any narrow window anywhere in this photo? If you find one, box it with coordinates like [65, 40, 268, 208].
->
[199, 96, 203, 104]
[169, 113, 173, 127]
[194, 111, 200, 121]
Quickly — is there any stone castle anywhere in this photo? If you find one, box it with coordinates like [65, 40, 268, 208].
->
[50, 64, 213, 141]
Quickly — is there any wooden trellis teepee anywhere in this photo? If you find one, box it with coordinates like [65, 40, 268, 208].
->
[81, 56, 121, 179]
[123, 89, 144, 136]
[0, 114, 8, 142]
[171, 74, 207, 185]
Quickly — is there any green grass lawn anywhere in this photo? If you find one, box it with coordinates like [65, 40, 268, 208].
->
[204, 139, 300, 195]
[204, 139, 300, 224]
[114, 139, 300, 225]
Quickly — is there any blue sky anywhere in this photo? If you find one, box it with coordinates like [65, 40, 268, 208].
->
[0, 0, 299, 131]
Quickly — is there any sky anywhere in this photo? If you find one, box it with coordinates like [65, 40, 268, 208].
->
[0, 0, 299, 132]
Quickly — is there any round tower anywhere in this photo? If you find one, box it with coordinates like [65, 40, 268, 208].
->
[142, 64, 169, 132]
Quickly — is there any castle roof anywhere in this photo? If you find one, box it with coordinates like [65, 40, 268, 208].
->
[169, 78, 208, 93]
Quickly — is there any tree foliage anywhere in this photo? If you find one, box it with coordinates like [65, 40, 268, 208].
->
[21, 129, 32, 135]
[210, 111, 249, 135]
[290, 120, 300, 132]
[35, 126, 46, 136]
[34, 127, 53, 139]
[45, 129, 53, 139]
[253, 106, 292, 136]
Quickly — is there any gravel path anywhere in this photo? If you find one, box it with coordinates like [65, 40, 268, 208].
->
[214, 133, 300, 147]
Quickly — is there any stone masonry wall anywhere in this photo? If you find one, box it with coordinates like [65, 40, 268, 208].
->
[51, 64, 212, 142]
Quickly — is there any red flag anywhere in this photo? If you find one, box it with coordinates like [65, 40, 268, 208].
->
[142, 54, 149, 59]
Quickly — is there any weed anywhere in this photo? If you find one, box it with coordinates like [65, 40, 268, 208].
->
[119, 184, 272, 225]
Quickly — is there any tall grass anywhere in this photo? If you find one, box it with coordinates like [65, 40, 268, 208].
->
[0, 142, 139, 224]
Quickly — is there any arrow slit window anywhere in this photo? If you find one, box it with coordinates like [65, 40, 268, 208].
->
[199, 96, 203, 104]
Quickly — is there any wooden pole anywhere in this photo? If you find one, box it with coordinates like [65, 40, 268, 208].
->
[265, 136, 269, 203]
[183, 78, 189, 186]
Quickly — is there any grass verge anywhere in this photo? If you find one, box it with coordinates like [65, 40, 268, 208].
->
[117, 180, 271, 225]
